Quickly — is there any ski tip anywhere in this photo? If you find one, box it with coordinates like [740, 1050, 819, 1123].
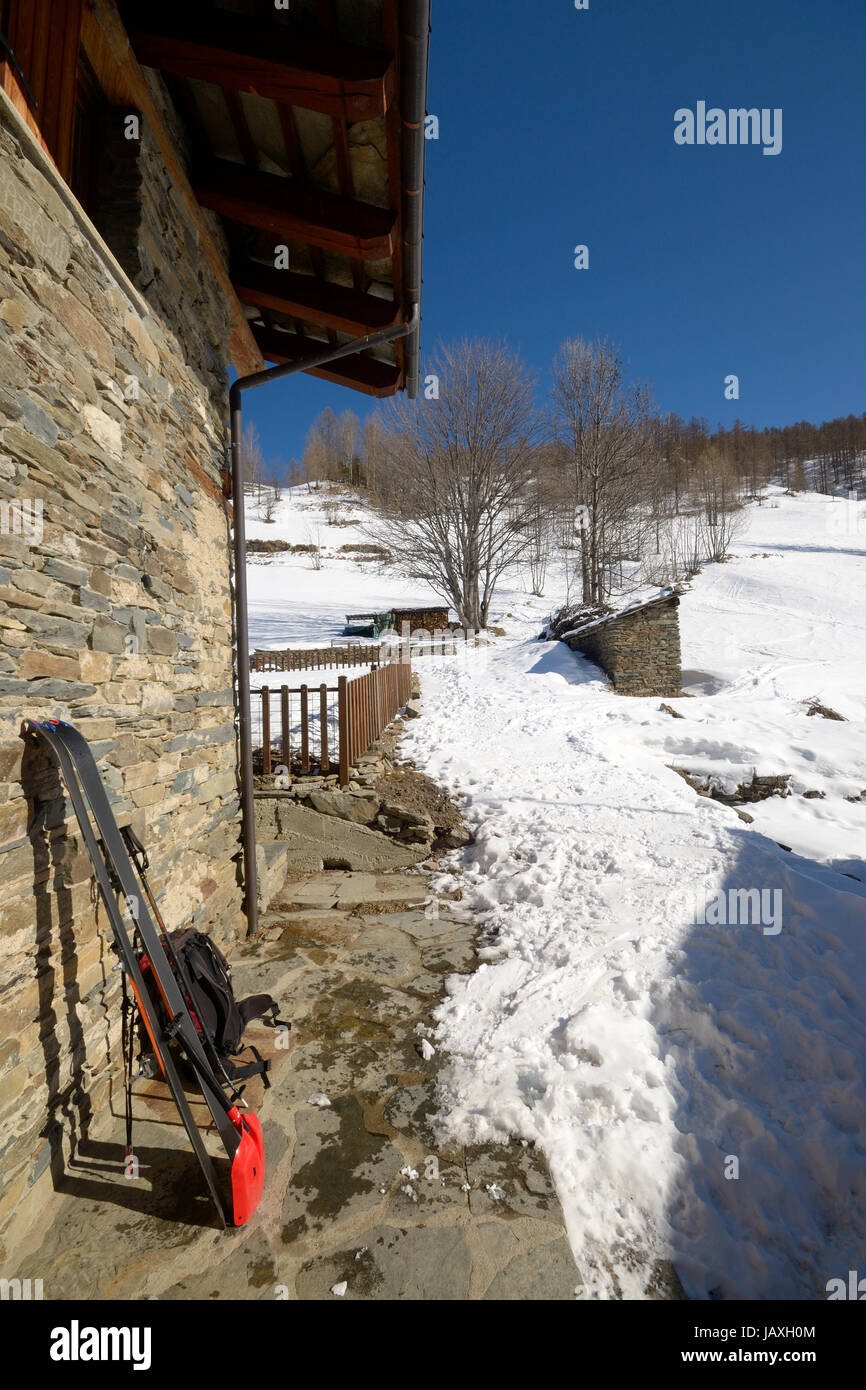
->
[23, 718, 52, 741]
[229, 1108, 265, 1226]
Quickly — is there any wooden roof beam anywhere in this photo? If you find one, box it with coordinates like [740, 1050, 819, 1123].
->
[232, 260, 399, 336]
[126, 7, 395, 121]
[81, 0, 264, 375]
[251, 325, 402, 397]
[194, 159, 396, 259]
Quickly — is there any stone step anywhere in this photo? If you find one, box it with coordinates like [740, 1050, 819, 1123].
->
[256, 798, 429, 874]
[272, 870, 429, 914]
[256, 839, 292, 913]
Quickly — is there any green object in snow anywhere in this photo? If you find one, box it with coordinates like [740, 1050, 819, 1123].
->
[344, 610, 395, 637]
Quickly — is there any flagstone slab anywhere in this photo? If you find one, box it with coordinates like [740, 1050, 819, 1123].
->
[282, 1096, 403, 1238]
[481, 1238, 580, 1301]
[294, 1224, 473, 1301]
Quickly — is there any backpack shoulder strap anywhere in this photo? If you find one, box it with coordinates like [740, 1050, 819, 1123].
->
[237, 993, 289, 1031]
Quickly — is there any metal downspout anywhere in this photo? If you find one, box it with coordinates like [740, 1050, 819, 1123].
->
[401, 0, 431, 400]
[229, 305, 421, 934]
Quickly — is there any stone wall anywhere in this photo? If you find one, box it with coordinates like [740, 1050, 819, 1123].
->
[563, 594, 682, 696]
[0, 88, 244, 1244]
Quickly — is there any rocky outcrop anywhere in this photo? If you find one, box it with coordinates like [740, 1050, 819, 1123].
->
[253, 689, 470, 907]
[672, 767, 792, 805]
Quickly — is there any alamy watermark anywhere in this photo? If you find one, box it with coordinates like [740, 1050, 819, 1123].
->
[675, 886, 784, 936]
[825, 491, 865, 535]
[378, 621, 489, 666]
[0, 496, 43, 547]
[826, 1270, 866, 1300]
[1, 1276, 44, 1300]
[675, 103, 783, 156]
[49, 1321, 151, 1370]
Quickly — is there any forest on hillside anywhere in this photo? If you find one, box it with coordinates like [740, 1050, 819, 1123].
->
[243, 338, 866, 629]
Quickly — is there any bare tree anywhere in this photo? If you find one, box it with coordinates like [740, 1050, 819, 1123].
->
[522, 445, 558, 595]
[308, 523, 323, 570]
[550, 338, 654, 603]
[372, 339, 538, 630]
[643, 512, 703, 586]
[301, 406, 362, 485]
[302, 407, 341, 483]
[336, 409, 361, 484]
[242, 422, 266, 499]
[361, 414, 387, 499]
[692, 442, 744, 561]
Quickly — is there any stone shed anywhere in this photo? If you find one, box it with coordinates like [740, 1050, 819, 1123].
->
[0, 0, 429, 1248]
[561, 590, 683, 697]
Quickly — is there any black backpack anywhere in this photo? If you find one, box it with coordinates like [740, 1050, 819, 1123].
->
[141, 929, 286, 1089]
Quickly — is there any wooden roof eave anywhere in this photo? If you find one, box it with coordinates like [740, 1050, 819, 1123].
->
[82, 0, 264, 375]
[124, 6, 396, 121]
[193, 159, 396, 261]
[250, 324, 400, 398]
[232, 261, 399, 337]
[119, 0, 420, 395]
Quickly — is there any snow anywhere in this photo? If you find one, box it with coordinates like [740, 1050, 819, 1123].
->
[247, 483, 866, 1300]
[557, 585, 678, 640]
[246, 483, 445, 656]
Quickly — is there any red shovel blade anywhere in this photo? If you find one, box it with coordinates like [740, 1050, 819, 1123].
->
[228, 1106, 265, 1226]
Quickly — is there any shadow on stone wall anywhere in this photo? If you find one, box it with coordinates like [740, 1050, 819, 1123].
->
[23, 733, 93, 1199]
[21, 735, 219, 1226]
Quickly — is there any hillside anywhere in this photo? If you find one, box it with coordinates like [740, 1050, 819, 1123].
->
[245, 484, 443, 653]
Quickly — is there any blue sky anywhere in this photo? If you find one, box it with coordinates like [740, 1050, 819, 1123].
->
[245, 0, 866, 468]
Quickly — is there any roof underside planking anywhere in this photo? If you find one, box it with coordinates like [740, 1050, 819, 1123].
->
[120, 0, 428, 397]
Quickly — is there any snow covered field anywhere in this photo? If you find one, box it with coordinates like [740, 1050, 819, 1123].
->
[247, 484, 866, 1300]
[246, 484, 443, 657]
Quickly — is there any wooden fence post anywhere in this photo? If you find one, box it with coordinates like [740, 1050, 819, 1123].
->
[281, 684, 290, 770]
[300, 684, 309, 773]
[338, 676, 349, 786]
[261, 687, 271, 775]
[320, 684, 329, 770]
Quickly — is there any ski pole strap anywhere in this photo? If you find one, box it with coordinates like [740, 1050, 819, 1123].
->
[120, 823, 149, 872]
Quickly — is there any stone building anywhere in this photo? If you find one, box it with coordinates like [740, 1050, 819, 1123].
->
[0, 0, 428, 1244]
[561, 590, 683, 697]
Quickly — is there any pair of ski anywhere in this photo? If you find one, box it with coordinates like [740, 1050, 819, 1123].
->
[27, 718, 264, 1229]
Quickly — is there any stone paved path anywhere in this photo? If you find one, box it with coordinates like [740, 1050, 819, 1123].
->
[8, 867, 580, 1300]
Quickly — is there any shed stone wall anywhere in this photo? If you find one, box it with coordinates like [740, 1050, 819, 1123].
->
[564, 595, 682, 697]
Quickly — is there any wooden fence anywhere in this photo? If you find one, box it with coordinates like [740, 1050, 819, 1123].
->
[255, 681, 336, 778]
[250, 632, 473, 673]
[337, 658, 413, 783]
[250, 645, 378, 672]
[253, 658, 412, 786]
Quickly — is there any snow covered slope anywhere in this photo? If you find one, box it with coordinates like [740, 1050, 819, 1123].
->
[246, 484, 444, 654]
[398, 489, 866, 1300]
[666, 490, 866, 877]
[247, 484, 866, 1300]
